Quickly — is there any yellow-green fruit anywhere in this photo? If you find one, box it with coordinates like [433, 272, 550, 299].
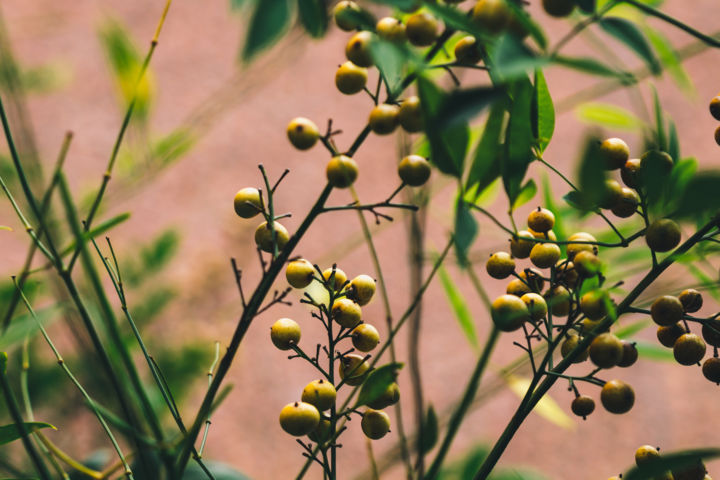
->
[635, 445, 661, 466]
[339, 353, 370, 385]
[600, 179, 624, 209]
[326, 155, 359, 188]
[710, 95, 720, 121]
[454, 35, 482, 64]
[589, 333, 623, 369]
[527, 207, 555, 233]
[571, 395, 595, 418]
[506, 279, 531, 297]
[332, 298, 363, 328]
[610, 187, 640, 218]
[472, 0, 511, 34]
[405, 12, 438, 46]
[361, 409, 391, 440]
[335, 61, 368, 95]
[617, 340, 638, 368]
[580, 318, 609, 335]
[657, 323, 687, 348]
[398, 155, 431, 186]
[367, 382, 400, 409]
[486, 251, 515, 279]
[233, 187, 262, 218]
[566, 232, 598, 260]
[542, 0, 575, 17]
[702, 357, 720, 384]
[510, 230, 535, 259]
[279, 401, 320, 436]
[573, 250, 601, 277]
[702, 319, 720, 347]
[491, 294, 530, 332]
[650, 295, 684, 327]
[270, 318, 301, 350]
[308, 417, 332, 443]
[600, 379, 635, 414]
[348, 274, 376, 305]
[546, 285, 571, 317]
[301, 379, 337, 411]
[352, 323, 380, 352]
[529, 228, 557, 241]
[369, 104, 400, 135]
[640, 150, 674, 177]
[286, 259, 315, 289]
[255, 221, 290, 253]
[673, 333, 706, 365]
[521, 293, 547, 321]
[580, 290, 608, 320]
[646, 218, 681, 253]
[621, 157, 642, 188]
[529, 242, 561, 269]
[286, 117, 319, 150]
[398, 96, 423, 133]
[376, 17, 406, 43]
[334, 1, 361, 31]
[345, 31, 375, 67]
[322, 267, 348, 290]
[561, 333, 589, 363]
[520, 268, 545, 291]
[555, 260, 579, 286]
[679, 288, 703, 313]
[599, 137, 630, 170]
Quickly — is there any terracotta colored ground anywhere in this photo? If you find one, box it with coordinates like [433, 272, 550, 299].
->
[1, 1, 720, 478]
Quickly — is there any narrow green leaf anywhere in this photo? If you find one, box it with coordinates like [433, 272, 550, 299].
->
[651, 86, 666, 151]
[355, 362, 403, 408]
[623, 448, 720, 480]
[634, 340, 674, 362]
[614, 319, 652, 339]
[420, 405, 438, 453]
[59, 212, 131, 256]
[0, 225, 11, 231]
[675, 172, 720, 220]
[553, 55, 634, 81]
[0, 422, 56, 446]
[229, 0, 249, 10]
[242, 0, 292, 62]
[599, 17, 661, 74]
[370, 40, 409, 96]
[503, 79, 534, 205]
[491, 34, 547, 81]
[437, 263, 477, 348]
[297, 0, 327, 38]
[504, 2, 547, 49]
[643, 25, 695, 96]
[512, 179, 537, 210]
[0, 352, 6, 374]
[183, 460, 252, 480]
[577, 134, 608, 208]
[435, 87, 501, 130]
[685, 264, 720, 302]
[466, 100, 506, 196]
[668, 119, 680, 164]
[576, 102, 644, 130]
[0, 307, 56, 351]
[367, 0, 420, 11]
[532, 69, 554, 152]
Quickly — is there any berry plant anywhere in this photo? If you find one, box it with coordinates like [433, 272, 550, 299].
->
[2, 0, 720, 479]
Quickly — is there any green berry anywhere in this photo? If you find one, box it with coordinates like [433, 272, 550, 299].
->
[345, 31, 375, 67]
[332, 298, 363, 328]
[361, 409, 391, 439]
[326, 155, 359, 189]
[286, 259, 315, 289]
[279, 401, 320, 436]
[270, 318, 301, 350]
[486, 251, 515, 279]
[351, 323, 380, 352]
[491, 294, 530, 332]
[234, 187, 262, 218]
[369, 104, 400, 135]
[398, 155, 431, 186]
[255, 221, 290, 253]
[287, 117, 320, 150]
[301, 379, 337, 411]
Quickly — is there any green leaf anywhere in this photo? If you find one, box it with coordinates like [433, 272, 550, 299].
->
[0, 307, 57, 351]
[577, 0, 596, 13]
[367, 0, 418, 11]
[152, 129, 196, 167]
[370, 40, 409, 96]
[576, 102, 644, 130]
[614, 319, 652, 339]
[623, 448, 720, 480]
[0, 352, 6, 374]
[512, 179, 537, 210]
[297, 0, 327, 37]
[435, 87, 501, 131]
[651, 86, 666, 151]
[504, 3, 547, 49]
[58, 212, 131, 256]
[355, 362, 403, 408]
[0, 422, 56, 446]
[503, 79, 534, 205]
[599, 17, 661, 75]
[505, 375, 575, 429]
[675, 171, 720, 220]
[420, 405, 438, 453]
[229, 0, 249, 10]
[183, 460, 251, 480]
[0, 225, 11, 231]
[643, 26, 695, 97]
[633, 340, 674, 362]
[668, 119, 680, 163]
[438, 263, 477, 349]
[577, 134, 608, 208]
[466, 100, 506, 196]
[553, 55, 634, 81]
[491, 34, 547, 81]
[454, 196, 478, 268]
[532, 69, 554, 152]
[242, 0, 292, 62]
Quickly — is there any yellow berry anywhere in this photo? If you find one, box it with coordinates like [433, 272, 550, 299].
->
[233, 187, 262, 218]
[287, 117, 320, 150]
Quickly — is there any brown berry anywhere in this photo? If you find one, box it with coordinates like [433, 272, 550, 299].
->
[600, 379, 635, 414]
[673, 333, 706, 365]
[650, 295, 684, 327]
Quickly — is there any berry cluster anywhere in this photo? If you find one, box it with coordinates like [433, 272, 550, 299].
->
[606, 445, 712, 480]
[710, 95, 720, 146]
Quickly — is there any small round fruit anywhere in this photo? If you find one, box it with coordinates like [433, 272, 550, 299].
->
[334, 1, 361, 31]
[322, 267, 348, 290]
[546, 285, 571, 317]
[398, 96, 423, 133]
[308, 417, 332, 443]
[491, 294, 530, 332]
[367, 382, 400, 409]
[600, 379, 635, 414]
[645, 218, 681, 252]
[580, 290, 608, 321]
[580, 318, 609, 335]
[571, 395, 595, 418]
[589, 333, 624, 369]
[270, 318, 301, 350]
[486, 252, 515, 279]
[527, 207, 555, 233]
[621, 157, 642, 188]
[599, 179, 624, 210]
[573, 250, 601, 277]
[529, 228, 557, 241]
[301, 380, 337, 411]
[335, 61, 368, 95]
[702, 319, 720, 347]
[599, 138, 630, 170]
[506, 279, 531, 297]
[348, 274, 376, 305]
[326, 155, 359, 188]
[679, 289, 703, 313]
[529, 243, 561, 269]
[454, 36, 482, 65]
[610, 187, 640, 218]
[561, 334, 589, 363]
[287, 117, 319, 150]
[542, 0, 575, 17]
[650, 295, 684, 327]
[472, 0, 510, 34]
[345, 31, 375, 67]
[521, 293, 547, 321]
[376, 17, 406, 43]
[332, 298, 362, 328]
[715, 126, 720, 146]
[555, 260, 579, 286]
[369, 104, 400, 135]
[255, 221, 290, 253]
[672, 461, 707, 480]
[657, 322, 688, 348]
[339, 354, 370, 385]
[352, 323, 380, 352]
[617, 341, 639, 368]
[405, 12, 438, 46]
[361, 409, 391, 440]
[286, 259, 315, 289]
[233, 187, 262, 218]
[510, 231, 535, 259]
[702, 357, 720, 384]
[398, 155, 431, 186]
[640, 150, 674, 177]
[279, 402, 320, 436]
[673, 333, 706, 365]
[710, 96, 720, 121]
[635, 445, 660, 466]
[566, 232, 598, 260]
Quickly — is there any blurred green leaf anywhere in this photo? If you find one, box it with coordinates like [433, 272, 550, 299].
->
[576, 102, 643, 130]
[0, 422, 56, 446]
[506, 375, 574, 429]
[436, 87, 501, 131]
[675, 172, 720, 220]
[0, 352, 5, 374]
[183, 460, 251, 479]
[370, 40, 410, 97]
[512, 179, 537, 210]
[651, 86, 666, 151]
[153, 344, 214, 405]
[59, 212, 131, 256]
[124, 228, 180, 287]
[153, 129, 196, 167]
[229, 0, 250, 10]
[297, 0, 327, 38]
[466, 100, 506, 196]
[599, 17, 661, 75]
[541, 174, 567, 241]
[684, 263, 720, 302]
[634, 340, 674, 361]
[0, 307, 56, 352]
[368, 0, 418, 10]
[130, 287, 177, 326]
[242, 0, 292, 62]
[505, 3, 547, 49]
[421, 405, 439, 453]
[643, 25, 695, 97]
[577, 134, 608, 208]
[491, 34, 547, 81]
[503, 79, 534, 205]
[355, 362, 403, 408]
[454, 196, 478, 267]
[623, 448, 720, 480]
[553, 55, 633, 81]
[615, 319, 652, 339]
[532, 69, 554, 152]
[438, 262, 477, 349]
[577, 0, 596, 13]
[668, 119, 680, 163]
